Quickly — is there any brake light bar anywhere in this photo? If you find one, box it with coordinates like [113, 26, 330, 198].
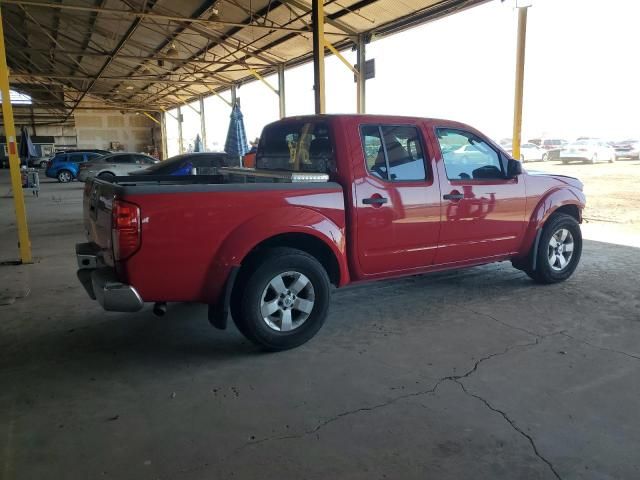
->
[112, 199, 141, 261]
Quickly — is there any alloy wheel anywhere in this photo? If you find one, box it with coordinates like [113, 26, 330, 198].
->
[260, 271, 315, 332]
[548, 228, 575, 272]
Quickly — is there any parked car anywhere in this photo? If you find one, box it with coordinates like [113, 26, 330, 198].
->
[560, 139, 616, 164]
[539, 139, 569, 150]
[45, 151, 106, 182]
[612, 140, 640, 160]
[76, 114, 585, 351]
[77, 153, 158, 182]
[55, 148, 111, 156]
[27, 157, 51, 169]
[135, 152, 230, 176]
[504, 143, 549, 162]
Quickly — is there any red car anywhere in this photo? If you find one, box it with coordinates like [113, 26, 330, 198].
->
[77, 115, 585, 351]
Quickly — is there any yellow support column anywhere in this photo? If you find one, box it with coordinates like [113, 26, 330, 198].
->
[312, 0, 326, 114]
[511, 5, 529, 162]
[0, 8, 32, 263]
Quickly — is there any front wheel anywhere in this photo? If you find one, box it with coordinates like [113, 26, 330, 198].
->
[523, 213, 582, 284]
[232, 247, 331, 351]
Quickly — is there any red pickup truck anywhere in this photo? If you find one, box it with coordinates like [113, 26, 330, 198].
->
[77, 115, 585, 351]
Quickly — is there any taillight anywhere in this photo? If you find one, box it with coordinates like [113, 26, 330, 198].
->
[112, 199, 141, 261]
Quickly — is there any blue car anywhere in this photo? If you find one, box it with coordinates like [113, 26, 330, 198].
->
[45, 151, 106, 182]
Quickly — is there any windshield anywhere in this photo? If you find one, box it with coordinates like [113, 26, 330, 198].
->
[257, 121, 334, 173]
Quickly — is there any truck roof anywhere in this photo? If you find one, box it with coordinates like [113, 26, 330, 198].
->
[267, 113, 477, 130]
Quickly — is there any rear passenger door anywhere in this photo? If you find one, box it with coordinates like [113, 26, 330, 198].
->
[433, 127, 526, 265]
[353, 124, 441, 276]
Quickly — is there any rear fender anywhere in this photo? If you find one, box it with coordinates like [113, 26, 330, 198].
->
[518, 187, 585, 258]
[202, 206, 348, 303]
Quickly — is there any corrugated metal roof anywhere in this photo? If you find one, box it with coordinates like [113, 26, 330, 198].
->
[1, 0, 487, 115]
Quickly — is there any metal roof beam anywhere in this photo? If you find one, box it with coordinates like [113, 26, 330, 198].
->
[2, 0, 350, 36]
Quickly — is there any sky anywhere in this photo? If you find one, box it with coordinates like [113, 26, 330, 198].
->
[169, 0, 640, 156]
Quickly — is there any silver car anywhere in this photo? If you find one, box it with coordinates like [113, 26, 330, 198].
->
[77, 152, 158, 182]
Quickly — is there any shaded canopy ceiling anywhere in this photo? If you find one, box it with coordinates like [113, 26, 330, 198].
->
[2, 0, 487, 115]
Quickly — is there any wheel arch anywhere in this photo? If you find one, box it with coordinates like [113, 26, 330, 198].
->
[203, 206, 349, 305]
[241, 232, 342, 286]
[517, 188, 584, 259]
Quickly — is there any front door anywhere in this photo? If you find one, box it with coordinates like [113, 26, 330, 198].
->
[432, 127, 526, 266]
[354, 124, 441, 276]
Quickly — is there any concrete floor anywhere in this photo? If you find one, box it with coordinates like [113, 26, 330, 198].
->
[1, 171, 639, 480]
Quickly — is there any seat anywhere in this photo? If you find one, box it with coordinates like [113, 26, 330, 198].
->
[307, 137, 334, 173]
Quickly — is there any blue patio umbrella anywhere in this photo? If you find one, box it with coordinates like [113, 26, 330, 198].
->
[19, 126, 37, 167]
[194, 133, 203, 152]
[224, 101, 249, 165]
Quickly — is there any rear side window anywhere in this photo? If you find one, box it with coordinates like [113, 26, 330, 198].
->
[257, 121, 334, 173]
[360, 125, 427, 182]
[67, 153, 85, 163]
[436, 128, 504, 181]
[86, 153, 102, 160]
[113, 155, 134, 164]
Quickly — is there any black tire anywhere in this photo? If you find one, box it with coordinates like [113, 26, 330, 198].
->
[97, 172, 115, 181]
[523, 213, 582, 284]
[57, 169, 73, 183]
[232, 247, 331, 351]
[39, 160, 48, 169]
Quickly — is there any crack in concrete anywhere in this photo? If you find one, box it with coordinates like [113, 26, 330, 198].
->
[454, 379, 562, 480]
[221, 337, 544, 463]
[457, 306, 547, 339]
[560, 332, 640, 361]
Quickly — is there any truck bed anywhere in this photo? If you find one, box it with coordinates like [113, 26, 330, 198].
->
[83, 171, 346, 304]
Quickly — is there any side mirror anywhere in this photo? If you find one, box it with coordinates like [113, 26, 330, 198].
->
[507, 158, 523, 178]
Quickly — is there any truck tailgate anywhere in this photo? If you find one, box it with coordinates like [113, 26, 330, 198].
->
[83, 179, 118, 265]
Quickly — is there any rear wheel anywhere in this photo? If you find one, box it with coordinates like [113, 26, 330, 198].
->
[232, 247, 331, 351]
[519, 213, 582, 284]
[57, 170, 72, 183]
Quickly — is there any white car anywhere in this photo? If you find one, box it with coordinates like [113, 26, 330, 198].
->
[505, 143, 549, 162]
[560, 140, 616, 164]
[77, 152, 158, 181]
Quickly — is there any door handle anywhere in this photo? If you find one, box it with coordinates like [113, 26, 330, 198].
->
[362, 196, 388, 205]
[443, 193, 464, 201]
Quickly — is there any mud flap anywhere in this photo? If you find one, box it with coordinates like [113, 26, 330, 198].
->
[208, 267, 240, 330]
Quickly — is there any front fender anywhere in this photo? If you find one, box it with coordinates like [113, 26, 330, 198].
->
[202, 206, 348, 302]
[518, 187, 585, 257]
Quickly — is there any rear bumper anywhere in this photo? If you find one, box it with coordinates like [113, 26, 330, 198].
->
[560, 155, 589, 162]
[76, 243, 144, 312]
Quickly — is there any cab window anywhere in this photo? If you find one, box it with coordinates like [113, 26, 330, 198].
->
[257, 121, 334, 173]
[436, 128, 504, 181]
[360, 125, 427, 182]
